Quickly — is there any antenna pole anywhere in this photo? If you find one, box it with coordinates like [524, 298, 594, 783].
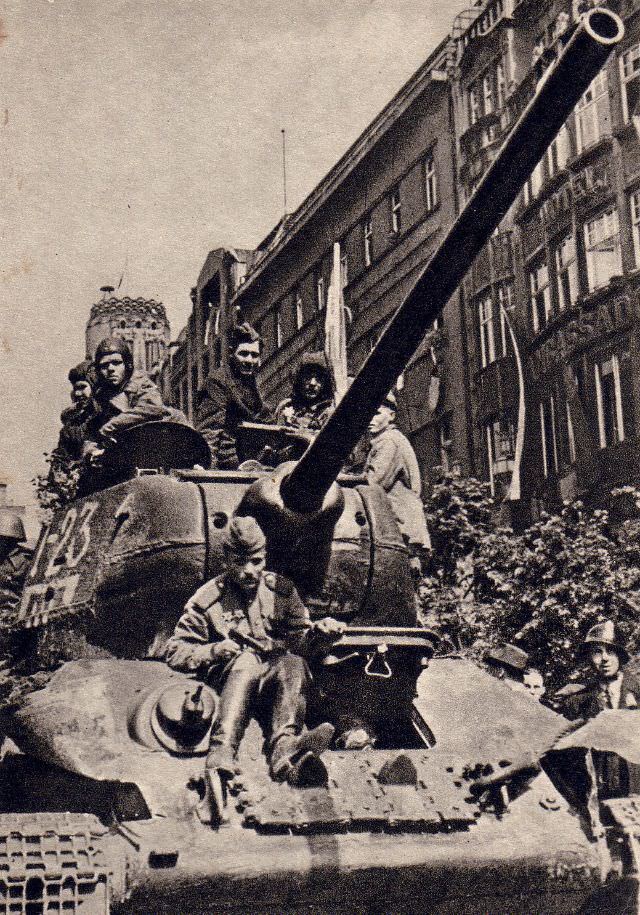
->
[281, 128, 288, 215]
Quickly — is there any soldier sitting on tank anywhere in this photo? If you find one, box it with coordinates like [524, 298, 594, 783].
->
[275, 351, 335, 434]
[165, 516, 345, 790]
[195, 323, 273, 469]
[365, 392, 431, 578]
[0, 511, 31, 620]
[83, 336, 186, 462]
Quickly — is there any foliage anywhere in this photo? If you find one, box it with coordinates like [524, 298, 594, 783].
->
[420, 472, 640, 690]
[32, 453, 80, 520]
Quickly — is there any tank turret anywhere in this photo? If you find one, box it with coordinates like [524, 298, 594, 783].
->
[2, 11, 635, 914]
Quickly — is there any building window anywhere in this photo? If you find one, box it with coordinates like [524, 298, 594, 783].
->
[620, 43, 640, 123]
[529, 261, 551, 334]
[486, 417, 515, 494]
[316, 273, 325, 310]
[594, 354, 625, 448]
[482, 72, 494, 115]
[275, 307, 283, 349]
[575, 71, 610, 154]
[565, 400, 576, 465]
[363, 216, 373, 267]
[439, 415, 453, 472]
[478, 293, 496, 369]
[390, 188, 402, 234]
[584, 208, 621, 292]
[496, 59, 506, 109]
[469, 86, 480, 125]
[555, 234, 578, 310]
[295, 289, 304, 330]
[340, 250, 349, 289]
[631, 191, 640, 268]
[425, 154, 438, 213]
[523, 161, 543, 206]
[497, 282, 514, 357]
[546, 124, 569, 177]
[540, 396, 558, 478]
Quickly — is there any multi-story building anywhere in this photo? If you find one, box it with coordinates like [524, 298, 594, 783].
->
[164, 0, 640, 520]
[86, 292, 171, 378]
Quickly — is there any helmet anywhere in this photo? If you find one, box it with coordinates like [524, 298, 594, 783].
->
[583, 620, 628, 663]
[0, 510, 26, 542]
[93, 336, 134, 380]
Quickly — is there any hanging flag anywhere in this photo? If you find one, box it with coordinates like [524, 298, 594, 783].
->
[499, 305, 525, 501]
[325, 242, 348, 401]
[563, 364, 601, 492]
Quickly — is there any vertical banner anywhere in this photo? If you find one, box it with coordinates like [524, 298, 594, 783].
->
[325, 242, 348, 401]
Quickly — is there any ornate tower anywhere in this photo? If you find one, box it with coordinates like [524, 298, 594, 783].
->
[86, 290, 171, 378]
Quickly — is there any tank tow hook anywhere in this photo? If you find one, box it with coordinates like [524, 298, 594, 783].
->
[364, 643, 393, 679]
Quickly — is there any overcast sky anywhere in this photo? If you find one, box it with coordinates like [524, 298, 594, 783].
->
[0, 0, 465, 535]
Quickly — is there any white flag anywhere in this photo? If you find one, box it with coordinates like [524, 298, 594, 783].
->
[325, 242, 348, 401]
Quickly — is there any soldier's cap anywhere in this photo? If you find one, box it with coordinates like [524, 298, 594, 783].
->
[0, 510, 26, 542]
[484, 643, 529, 677]
[94, 336, 134, 376]
[68, 359, 95, 387]
[583, 620, 629, 663]
[223, 516, 266, 557]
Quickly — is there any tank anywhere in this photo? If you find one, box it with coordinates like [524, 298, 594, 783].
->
[0, 10, 635, 913]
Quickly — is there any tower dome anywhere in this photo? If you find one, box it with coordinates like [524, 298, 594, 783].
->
[86, 293, 171, 377]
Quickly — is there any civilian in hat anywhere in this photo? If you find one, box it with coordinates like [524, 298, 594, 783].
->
[483, 643, 530, 691]
[195, 323, 272, 469]
[165, 516, 345, 796]
[365, 391, 431, 574]
[561, 620, 640, 720]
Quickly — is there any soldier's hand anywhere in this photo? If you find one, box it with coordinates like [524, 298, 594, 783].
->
[313, 617, 347, 641]
[211, 639, 241, 662]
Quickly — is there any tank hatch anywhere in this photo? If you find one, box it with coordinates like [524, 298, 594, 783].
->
[234, 751, 481, 833]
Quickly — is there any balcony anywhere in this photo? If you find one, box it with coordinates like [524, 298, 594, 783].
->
[476, 356, 519, 417]
[540, 183, 572, 228]
[453, 0, 511, 68]
[571, 160, 614, 213]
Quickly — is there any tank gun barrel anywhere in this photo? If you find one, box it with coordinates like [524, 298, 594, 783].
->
[281, 8, 624, 512]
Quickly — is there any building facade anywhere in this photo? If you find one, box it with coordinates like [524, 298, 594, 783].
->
[86, 294, 171, 379]
[163, 0, 640, 519]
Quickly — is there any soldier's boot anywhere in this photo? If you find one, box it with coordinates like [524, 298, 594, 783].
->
[206, 663, 261, 781]
[270, 723, 335, 788]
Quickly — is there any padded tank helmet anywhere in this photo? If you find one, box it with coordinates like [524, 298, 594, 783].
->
[68, 359, 95, 387]
[93, 336, 134, 380]
[0, 510, 26, 542]
[583, 620, 629, 664]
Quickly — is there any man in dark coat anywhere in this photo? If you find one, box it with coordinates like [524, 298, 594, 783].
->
[165, 516, 344, 792]
[560, 620, 640, 799]
[52, 360, 99, 464]
[275, 351, 335, 433]
[0, 511, 31, 619]
[195, 323, 272, 469]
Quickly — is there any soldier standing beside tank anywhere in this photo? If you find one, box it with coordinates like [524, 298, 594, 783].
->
[165, 516, 344, 794]
[275, 352, 335, 434]
[0, 511, 31, 619]
[195, 323, 272, 469]
[365, 392, 431, 577]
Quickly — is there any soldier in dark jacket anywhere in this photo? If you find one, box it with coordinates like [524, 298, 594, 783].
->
[275, 351, 335, 433]
[0, 511, 31, 618]
[195, 323, 272, 469]
[165, 516, 344, 792]
[52, 360, 99, 465]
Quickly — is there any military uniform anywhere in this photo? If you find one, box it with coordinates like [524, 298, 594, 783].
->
[195, 364, 272, 469]
[166, 570, 319, 781]
[0, 544, 31, 618]
[275, 351, 335, 433]
[365, 425, 431, 551]
[93, 372, 171, 440]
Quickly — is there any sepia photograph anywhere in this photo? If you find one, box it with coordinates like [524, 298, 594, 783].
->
[2, 0, 640, 912]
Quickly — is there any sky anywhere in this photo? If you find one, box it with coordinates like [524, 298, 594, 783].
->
[0, 0, 466, 536]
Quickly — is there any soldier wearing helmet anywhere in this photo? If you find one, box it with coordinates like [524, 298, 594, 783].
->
[561, 621, 640, 720]
[165, 516, 345, 795]
[0, 510, 31, 618]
